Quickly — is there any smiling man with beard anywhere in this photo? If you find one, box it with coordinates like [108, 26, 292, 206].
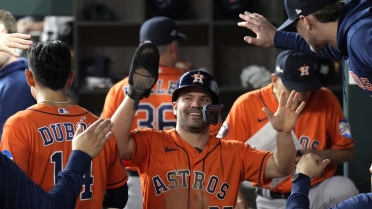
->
[111, 50, 307, 209]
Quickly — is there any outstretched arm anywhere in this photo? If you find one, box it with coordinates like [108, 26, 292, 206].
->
[263, 90, 306, 178]
[286, 153, 330, 209]
[111, 42, 159, 160]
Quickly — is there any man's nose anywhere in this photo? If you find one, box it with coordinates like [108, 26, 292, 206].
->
[190, 98, 202, 108]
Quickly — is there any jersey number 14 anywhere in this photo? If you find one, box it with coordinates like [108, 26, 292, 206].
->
[51, 151, 94, 200]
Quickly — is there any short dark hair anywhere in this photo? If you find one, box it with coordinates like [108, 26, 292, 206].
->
[27, 41, 72, 91]
[0, 10, 17, 33]
[312, 0, 345, 23]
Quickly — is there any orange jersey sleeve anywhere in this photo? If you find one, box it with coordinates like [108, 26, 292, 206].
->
[128, 128, 272, 209]
[1, 113, 33, 174]
[1, 104, 127, 209]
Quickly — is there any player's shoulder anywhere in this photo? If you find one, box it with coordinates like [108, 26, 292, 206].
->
[234, 89, 259, 103]
[314, 87, 340, 103]
[131, 128, 170, 137]
[232, 86, 269, 111]
[4, 104, 39, 126]
[110, 77, 129, 92]
[219, 137, 247, 148]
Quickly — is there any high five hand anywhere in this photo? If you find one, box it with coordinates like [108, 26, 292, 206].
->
[262, 90, 305, 133]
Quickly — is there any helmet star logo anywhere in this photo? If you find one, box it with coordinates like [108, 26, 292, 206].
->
[191, 72, 205, 84]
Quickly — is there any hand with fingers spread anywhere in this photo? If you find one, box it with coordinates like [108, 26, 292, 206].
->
[262, 90, 305, 133]
[237, 11, 276, 47]
[0, 31, 33, 57]
[72, 118, 113, 158]
[296, 153, 330, 179]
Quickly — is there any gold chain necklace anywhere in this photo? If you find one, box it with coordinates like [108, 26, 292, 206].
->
[38, 100, 71, 104]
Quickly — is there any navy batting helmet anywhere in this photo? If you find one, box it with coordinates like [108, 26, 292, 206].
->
[172, 70, 219, 104]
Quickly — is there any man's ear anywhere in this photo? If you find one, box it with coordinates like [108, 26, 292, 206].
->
[25, 69, 35, 86]
[172, 101, 178, 116]
[66, 70, 75, 88]
[300, 15, 312, 30]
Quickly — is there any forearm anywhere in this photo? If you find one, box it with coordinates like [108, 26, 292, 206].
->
[274, 31, 342, 60]
[45, 150, 92, 209]
[311, 148, 354, 165]
[273, 132, 296, 175]
[286, 175, 311, 209]
[1, 151, 90, 209]
[111, 96, 136, 160]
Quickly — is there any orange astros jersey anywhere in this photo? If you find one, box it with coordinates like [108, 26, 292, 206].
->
[0, 104, 128, 209]
[219, 84, 354, 194]
[128, 128, 272, 209]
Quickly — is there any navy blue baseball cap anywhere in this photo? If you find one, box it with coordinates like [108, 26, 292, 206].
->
[275, 50, 321, 92]
[172, 70, 219, 104]
[277, 0, 338, 31]
[140, 16, 187, 46]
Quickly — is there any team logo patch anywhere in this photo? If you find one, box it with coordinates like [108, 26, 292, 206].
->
[191, 72, 205, 84]
[339, 119, 351, 138]
[2, 150, 13, 160]
[295, 9, 302, 15]
[58, 108, 70, 114]
[216, 121, 229, 139]
[298, 65, 310, 77]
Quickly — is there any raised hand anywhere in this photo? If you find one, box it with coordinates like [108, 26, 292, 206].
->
[237, 11, 277, 47]
[0, 29, 33, 56]
[72, 118, 113, 158]
[126, 42, 159, 108]
[296, 153, 330, 179]
[262, 90, 305, 133]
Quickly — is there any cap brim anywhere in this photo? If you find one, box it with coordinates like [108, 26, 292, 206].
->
[277, 18, 296, 31]
[282, 79, 321, 93]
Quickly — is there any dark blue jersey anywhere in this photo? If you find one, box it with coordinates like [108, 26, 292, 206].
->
[0, 150, 91, 209]
[286, 175, 372, 209]
[274, 0, 372, 96]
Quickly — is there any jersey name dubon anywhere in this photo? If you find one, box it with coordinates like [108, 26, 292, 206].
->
[38, 121, 88, 146]
[152, 169, 230, 200]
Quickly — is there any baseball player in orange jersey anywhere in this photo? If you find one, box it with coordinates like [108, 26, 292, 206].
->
[102, 16, 220, 209]
[109, 41, 307, 209]
[218, 50, 358, 209]
[0, 41, 128, 209]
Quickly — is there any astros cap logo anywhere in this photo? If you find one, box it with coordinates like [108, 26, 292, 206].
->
[298, 64, 310, 77]
[191, 71, 205, 84]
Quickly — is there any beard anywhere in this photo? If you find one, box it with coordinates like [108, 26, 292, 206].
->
[178, 108, 209, 133]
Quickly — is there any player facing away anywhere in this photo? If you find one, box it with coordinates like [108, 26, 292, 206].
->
[110, 42, 306, 208]
[0, 41, 128, 209]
